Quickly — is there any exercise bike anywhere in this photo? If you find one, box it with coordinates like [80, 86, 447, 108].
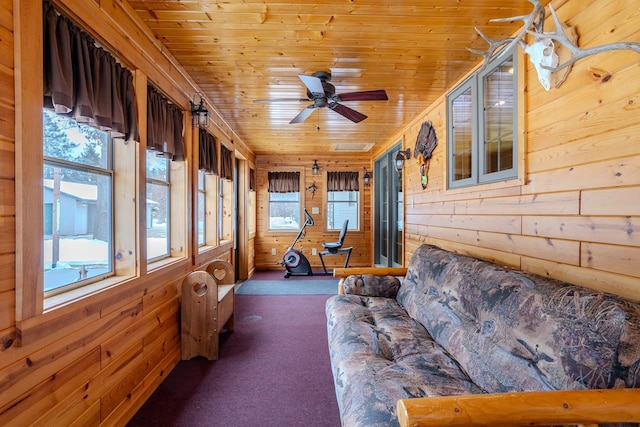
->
[280, 209, 314, 278]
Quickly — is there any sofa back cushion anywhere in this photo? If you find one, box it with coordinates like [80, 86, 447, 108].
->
[396, 244, 640, 393]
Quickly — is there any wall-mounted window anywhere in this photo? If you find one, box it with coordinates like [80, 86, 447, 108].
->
[326, 171, 359, 231]
[267, 171, 300, 230]
[448, 48, 518, 188]
[41, 2, 138, 297]
[43, 110, 114, 294]
[146, 151, 170, 261]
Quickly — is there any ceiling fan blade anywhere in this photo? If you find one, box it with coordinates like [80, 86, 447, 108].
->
[329, 103, 368, 123]
[298, 74, 325, 95]
[336, 89, 388, 102]
[253, 98, 310, 103]
[289, 106, 316, 124]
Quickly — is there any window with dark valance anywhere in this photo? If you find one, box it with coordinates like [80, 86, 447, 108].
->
[220, 144, 233, 181]
[268, 171, 300, 193]
[43, 0, 138, 142]
[198, 128, 218, 175]
[327, 171, 359, 191]
[249, 168, 256, 191]
[147, 85, 184, 161]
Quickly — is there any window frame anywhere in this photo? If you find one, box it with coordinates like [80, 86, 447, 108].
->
[146, 150, 171, 262]
[326, 190, 361, 232]
[42, 111, 116, 296]
[447, 47, 519, 189]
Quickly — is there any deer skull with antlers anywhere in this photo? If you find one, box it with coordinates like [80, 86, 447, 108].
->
[469, 0, 640, 90]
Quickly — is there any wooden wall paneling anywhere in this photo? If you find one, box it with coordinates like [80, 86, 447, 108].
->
[0, 0, 11, 30]
[405, 213, 522, 236]
[0, 253, 13, 293]
[1, 347, 101, 427]
[14, 0, 43, 321]
[522, 256, 640, 301]
[254, 154, 372, 269]
[0, 299, 143, 409]
[582, 242, 640, 278]
[581, 186, 640, 216]
[522, 215, 640, 247]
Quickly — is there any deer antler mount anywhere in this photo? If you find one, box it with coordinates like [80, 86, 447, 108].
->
[469, 0, 640, 90]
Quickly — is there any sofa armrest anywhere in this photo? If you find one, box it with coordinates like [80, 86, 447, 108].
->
[333, 267, 407, 278]
[396, 389, 640, 427]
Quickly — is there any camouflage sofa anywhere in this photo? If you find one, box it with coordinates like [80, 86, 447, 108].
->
[326, 244, 640, 427]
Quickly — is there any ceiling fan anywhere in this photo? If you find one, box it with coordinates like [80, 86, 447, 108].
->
[253, 71, 388, 124]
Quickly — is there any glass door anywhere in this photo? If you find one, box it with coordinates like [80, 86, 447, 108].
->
[374, 144, 403, 267]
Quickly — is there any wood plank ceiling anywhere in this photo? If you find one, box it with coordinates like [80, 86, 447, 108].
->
[127, 0, 537, 155]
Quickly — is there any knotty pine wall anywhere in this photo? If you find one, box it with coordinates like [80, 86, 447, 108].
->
[0, 0, 252, 425]
[372, 0, 640, 301]
[255, 154, 372, 270]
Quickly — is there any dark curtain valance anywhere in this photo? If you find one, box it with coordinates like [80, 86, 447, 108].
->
[198, 128, 218, 175]
[220, 145, 233, 181]
[147, 85, 184, 161]
[327, 171, 359, 191]
[249, 168, 256, 191]
[268, 171, 300, 193]
[43, 1, 138, 142]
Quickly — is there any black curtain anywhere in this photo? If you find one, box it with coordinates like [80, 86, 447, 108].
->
[268, 171, 300, 193]
[43, 1, 138, 142]
[198, 128, 218, 175]
[220, 145, 233, 181]
[146, 85, 184, 161]
[327, 171, 359, 191]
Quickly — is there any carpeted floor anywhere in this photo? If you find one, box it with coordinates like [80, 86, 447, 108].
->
[127, 294, 341, 427]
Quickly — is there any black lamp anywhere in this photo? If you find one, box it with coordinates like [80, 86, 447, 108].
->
[312, 159, 320, 175]
[190, 92, 209, 128]
[395, 148, 411, 173]
[363, 168, 371, 187]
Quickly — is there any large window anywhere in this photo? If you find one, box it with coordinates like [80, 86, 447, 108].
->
[43, 110, 113, 294]
[146, 150, 170, 261]
[326, 171, 360, 230]
[268, 171, 300, 230]
[448, 48, 518, 188]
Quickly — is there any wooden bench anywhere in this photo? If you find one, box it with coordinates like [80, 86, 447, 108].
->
[180, 260, 235, 360]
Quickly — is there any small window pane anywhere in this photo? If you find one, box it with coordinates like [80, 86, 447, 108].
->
[147, 181, 170, 260]
[451, 88, 473, 182]
[43, 164, 112, 292]
[484, 59, 514, 174]
[269, 192, 300, 230]
[43, 109, 110, 169]
[146, 150, 169, 181]
[197, 171, 206, 246]
[327, 191, 359, 230]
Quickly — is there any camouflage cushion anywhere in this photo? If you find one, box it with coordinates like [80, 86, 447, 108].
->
[341, 274, 401, 298]
[326, 294, 482, 427]
[397, 244, 640, 392]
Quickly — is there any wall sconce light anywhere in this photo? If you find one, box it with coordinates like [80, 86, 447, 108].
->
[395, 148, 411, 173]
[363, 168, 371, 187]
[312, 159, 320, 175]
[190, 92, 209, 128]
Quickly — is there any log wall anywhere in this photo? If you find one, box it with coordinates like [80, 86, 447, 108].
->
[0, 0, 252, 425]
[372, 0, 640, 301]
[254, 154, 373, 270]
